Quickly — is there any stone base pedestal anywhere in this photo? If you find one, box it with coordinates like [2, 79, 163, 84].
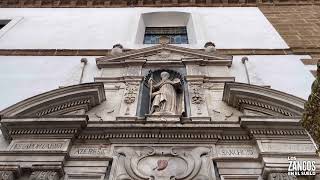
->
[146, 114, 181, 122]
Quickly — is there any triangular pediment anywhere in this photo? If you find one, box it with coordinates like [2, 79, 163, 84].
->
[96, 44, 232, 68]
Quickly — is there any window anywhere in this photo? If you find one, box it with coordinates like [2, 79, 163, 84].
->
[144, 26, 188, 44]
[0, 20, 10, 30]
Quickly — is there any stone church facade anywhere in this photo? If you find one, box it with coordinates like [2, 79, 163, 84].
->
[0, 1, 320, 180]
[0, 43, 318, 180]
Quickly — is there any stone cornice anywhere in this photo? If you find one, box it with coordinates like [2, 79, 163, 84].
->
[96, 44, 232, 68]
[1, 48, 319, 56]
[0, 0, 319, 8]
[0, 116, 88, 140]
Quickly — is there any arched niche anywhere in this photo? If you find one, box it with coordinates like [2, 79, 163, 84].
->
[137, 68, 190, 118]
[135, 11, 197, 45]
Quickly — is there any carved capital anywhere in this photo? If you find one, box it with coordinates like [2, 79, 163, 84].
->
[29, 171, 59, 180]
[268, 173, 297, 180]
[0, 171, 14, 180]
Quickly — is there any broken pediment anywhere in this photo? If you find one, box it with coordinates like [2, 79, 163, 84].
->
[0, 82, 106, 117]
[96, 44, 232, 68]
[223, 82, 305, 117]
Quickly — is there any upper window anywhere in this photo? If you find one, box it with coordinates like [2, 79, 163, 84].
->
[0, 20, 10, 30]
[143, 26, 189, 44]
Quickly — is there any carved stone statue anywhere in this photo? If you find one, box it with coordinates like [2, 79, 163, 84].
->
[148, 71, 184, 115]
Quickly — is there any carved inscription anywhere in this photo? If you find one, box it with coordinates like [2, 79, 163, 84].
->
[261, 142, 316, 153]
[70, 145, 111, 158]
[216, 145, 258, 158]
[8, 139, 69, 152]
[12, 143, 63, 150]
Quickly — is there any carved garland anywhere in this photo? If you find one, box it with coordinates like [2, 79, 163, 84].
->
[123, 83, 139, 104]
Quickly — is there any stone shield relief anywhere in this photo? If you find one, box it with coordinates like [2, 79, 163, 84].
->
[113, 146, 216, 180]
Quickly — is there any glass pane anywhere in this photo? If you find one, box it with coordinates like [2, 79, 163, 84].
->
[144, 27, 188, 44]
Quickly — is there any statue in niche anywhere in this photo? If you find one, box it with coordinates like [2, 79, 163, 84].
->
[148, 71, 184, 115]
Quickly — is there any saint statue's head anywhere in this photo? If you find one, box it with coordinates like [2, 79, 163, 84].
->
[160, 71, 170, 81]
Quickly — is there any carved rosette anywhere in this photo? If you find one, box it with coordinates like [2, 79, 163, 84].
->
[123, 83, 139, 104]
[115, 147, 211, 180]
[30, 171, 59, 180]
[268, 173, 297, 180]
[0, 171, 14, 180]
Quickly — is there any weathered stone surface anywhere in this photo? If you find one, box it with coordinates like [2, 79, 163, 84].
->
[0, 171, 14, 180]
[7, 139, 70, 152]
[30, 171, 59, 180]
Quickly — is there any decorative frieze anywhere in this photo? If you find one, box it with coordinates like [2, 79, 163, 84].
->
[0, 171, 14, 180]
[30, 171, 59, 180]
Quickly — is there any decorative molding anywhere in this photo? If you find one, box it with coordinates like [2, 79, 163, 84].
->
[0, 83, 106, 117]
[223, 82, 305, 117]
[30, 171, 59, 180]
[96, 44, 232, 68]
[249, 129, 307, 136]
[0, 116, 88, 140]
[0, 0, 319, 8]
[115, 146, 213, 180]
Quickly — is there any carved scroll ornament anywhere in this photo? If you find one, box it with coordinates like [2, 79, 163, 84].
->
[116, 147, 211, 180]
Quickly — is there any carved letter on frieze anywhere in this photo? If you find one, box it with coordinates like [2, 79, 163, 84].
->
[268, 173, 297, 180]
[0, 171, 14, 180]
[30, 171, 59, 180]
